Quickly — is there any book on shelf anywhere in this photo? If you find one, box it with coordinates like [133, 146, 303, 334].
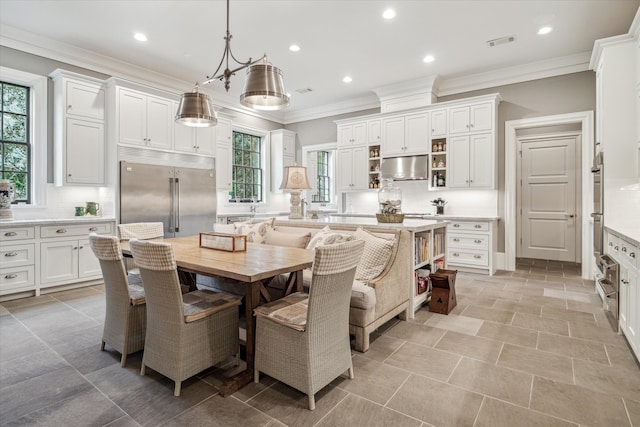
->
[433, 232, 445, 255]
[414, 236, 430, 265]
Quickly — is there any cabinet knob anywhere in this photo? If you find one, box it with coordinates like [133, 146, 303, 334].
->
[73, 246, 78, 250]
[474, 225, 482, 229]
[622, 247, 627, 253]
[4, 232, 17, 237]
[453, 253, 460, 257]
[68, 105, 72, 109]
[474, 255, 482, 259]
[615, 246, 619, 250]
[453, 224, 460, 228]
[470, 123, 474, 128]
[4, 274, 18, 280]
[609, 242, 613, 246]
[631, 252, 636, 258]
[453, 238, 460, 242]
[79, 246, 84, 249]
[4, 252, 18, 257]
[474, 239, 482, 243]
[56, 229, 67, 234]
[622, 279, 630, 285]
[89, 227, 98, 231]
[68, 174, 72, 177]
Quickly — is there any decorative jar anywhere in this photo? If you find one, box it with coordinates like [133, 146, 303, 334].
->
[377, 179, 404, 222]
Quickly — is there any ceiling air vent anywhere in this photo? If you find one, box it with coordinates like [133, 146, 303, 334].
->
[486, 35, 516, 48]
[295, 88, 313, 94]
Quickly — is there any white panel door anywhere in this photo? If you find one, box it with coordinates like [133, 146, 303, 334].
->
[381, 116, 405, 156]
[448, 135, 470, 188]
[78, 239, 101, 278]
[146, 96, 173, 150]
[336, 148, 354, 190]
[118, 89, 147, 145]
[431, 109, 447, 137]
[65, 118, 105, 185]
[351, 146, 369, 190]
[404, 112, 429, 155]
[469, 133, 493, 188]
[520, 136, 577, 261]
[66, 81, 105, 120]
[41, 241, 78, 284]
[469, 102, 493, 132]
[216, 143, 232, 190]
[448, 106, 470, 134]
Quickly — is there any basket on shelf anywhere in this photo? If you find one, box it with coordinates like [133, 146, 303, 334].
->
[376, 213, 405, 223]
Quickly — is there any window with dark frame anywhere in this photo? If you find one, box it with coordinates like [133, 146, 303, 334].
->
[0, 81, 30, 204]
[312, 150, 330, 203]
[231, 130, 263, 202]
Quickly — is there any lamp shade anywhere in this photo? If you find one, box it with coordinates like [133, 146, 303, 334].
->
[240, 64, 290, 111]
[175, 92, 217, 127]
[279, 165, 312, 190]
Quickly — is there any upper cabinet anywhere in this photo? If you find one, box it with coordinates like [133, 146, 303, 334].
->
[117, 88, 173, 150]
[367, 119, 381, 144]
[431, 109, 447, 137]
[381, 112, 429, 157]
[173, 102, 216, 156]
[338, 122, 367, 147]
[449, 102, 493, 135]
[271, 129, 297, 192]
[50, 70, 106, 186]
[215, 117, 233, 190]
[448, 134, 494, 188]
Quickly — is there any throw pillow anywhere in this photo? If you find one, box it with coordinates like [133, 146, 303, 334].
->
[264, 229, 312, 248]
[234, 218, 275, 243]
[306, 225, 355, 250]
[353, 227, 396, 281]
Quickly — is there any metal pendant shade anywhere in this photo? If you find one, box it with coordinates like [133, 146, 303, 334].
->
[240, 64, 290, 111]
[175, 92, 217, 127]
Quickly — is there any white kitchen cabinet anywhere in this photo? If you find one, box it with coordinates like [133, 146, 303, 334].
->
[271, 129, 297, 193]
[50, 70, 106, 186]
[431, 109, 447, 137]
[117, 88, 173, 149]
[337, 146, 368, 190]
[367, 119, 381, 144]
[0, 226, 36, 296]
[446, 220, 497, 275]
[382, 112, 429, 156]
[215, 143, 233, 190]
[449, 102, 493, 135]
[175, 125, 217, 156]
[338, 122, 367, 147]
[448, 134, 494, 188]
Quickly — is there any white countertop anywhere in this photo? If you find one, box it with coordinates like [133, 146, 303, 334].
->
[605, 225, 640, 247]
[0, 217, 116, 226]
[275, 216, 448, 232]
[332, 213, 500, 222]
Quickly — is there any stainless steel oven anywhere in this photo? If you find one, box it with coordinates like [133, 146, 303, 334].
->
[596, 254, 619, 332]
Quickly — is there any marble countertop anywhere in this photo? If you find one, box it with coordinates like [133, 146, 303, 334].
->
[0, 217, 116, 226]
[332, 213, 500, 222]
[605, 225, 640, 247]
[275, 216, 448, 232]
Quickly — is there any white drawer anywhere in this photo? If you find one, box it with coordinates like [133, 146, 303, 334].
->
[1, 227, 35, 241]
[0, 265, 35, 294]
[41, 222, 112, 238]
[448, 233, 489, 250]
[619, 239, 639, 269]
[447, 249, 489, 267]
[448, 221, 489, 232]
[0, 244, 35, 268]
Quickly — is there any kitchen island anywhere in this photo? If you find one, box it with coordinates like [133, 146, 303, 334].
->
[275, 216, 448, 317]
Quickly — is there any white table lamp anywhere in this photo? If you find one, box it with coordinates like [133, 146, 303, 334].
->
[279, 165, 312, 219]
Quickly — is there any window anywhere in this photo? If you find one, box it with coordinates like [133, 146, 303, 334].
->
[0, 81, 30, 203]
[231, 130, 263, 202]
[312, 151, 330, 203]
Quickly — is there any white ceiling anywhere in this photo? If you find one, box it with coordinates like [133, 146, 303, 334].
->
[1, 0, 638, 123]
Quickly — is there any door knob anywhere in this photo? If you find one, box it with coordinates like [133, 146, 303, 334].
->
[566, 214, 575, 218]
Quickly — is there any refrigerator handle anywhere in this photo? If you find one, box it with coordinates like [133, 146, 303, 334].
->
[175, 178, 180, 232]
[169, 177, 175, 232]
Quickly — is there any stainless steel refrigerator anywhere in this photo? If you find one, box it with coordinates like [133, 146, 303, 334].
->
[119, 161, 216, 237]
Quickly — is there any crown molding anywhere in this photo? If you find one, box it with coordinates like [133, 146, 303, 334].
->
[281, 94, 380, 124]
[438, 51, 592, 97]
[589, 34, 634, 70]
[630, 6, 640, 41]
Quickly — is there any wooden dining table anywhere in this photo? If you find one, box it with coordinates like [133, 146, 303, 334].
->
[121, 235, 314, 396]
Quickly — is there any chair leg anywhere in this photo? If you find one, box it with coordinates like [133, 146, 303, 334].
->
[100, 340, 105, 351]
[140, 363, 146, 376]
[174, 381, 181, 397]
[120, 353, 127, 368]
[348, 367, 354, 379]
[308, 394, 316, 411]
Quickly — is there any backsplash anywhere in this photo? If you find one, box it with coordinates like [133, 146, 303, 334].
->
[11, 185, 114, 220]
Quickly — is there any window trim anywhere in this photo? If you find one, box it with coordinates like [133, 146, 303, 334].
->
[301, 142, 337, 207]
[0, 67, 47, 208]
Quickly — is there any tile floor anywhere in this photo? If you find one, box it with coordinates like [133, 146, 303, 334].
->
[1, 258, 639, 426]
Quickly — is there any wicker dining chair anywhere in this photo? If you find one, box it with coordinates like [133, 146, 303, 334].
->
[88, 233, 146, 368]
[117, 222, 164, 284]
[253, 239, 365, 410]
[128, 238, 242, 396]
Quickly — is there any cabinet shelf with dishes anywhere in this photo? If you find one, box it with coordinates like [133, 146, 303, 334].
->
[367, 145, 381, 189]
[430, 138, 448, 189]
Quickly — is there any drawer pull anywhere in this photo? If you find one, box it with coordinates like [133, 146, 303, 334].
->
[4, 232, 17, 237]
[4, 274, 18, 279]
[474, 239, 482, 244]
[614, 246, 619, 250]
[474, 224, 482, 229]
[4, 252, 18, 257]
[56, 229, 67, 234]
[89, 227, 98, 232]
[631, 252, 636, 259]
[453, 253, 460, 257]
[474, 255, 482, 259]
[453, 224, 460, 228]
[453, 238, 460, 242]
[622, 247, 628, 253]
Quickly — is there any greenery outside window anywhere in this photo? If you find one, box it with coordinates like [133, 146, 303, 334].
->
[230, 130, 263, 202]
[312, 150, 330, 203]
[0, 81, 30, 203]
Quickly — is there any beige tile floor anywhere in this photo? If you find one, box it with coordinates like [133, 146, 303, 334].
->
[1, 258, 639, 426]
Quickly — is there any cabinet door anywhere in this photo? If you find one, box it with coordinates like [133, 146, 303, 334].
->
[628, 270, 639, 351]
[381, 116, 405, 156]
[283, 132, 296, 157]
[66, 81, 105, 120]
[195, 126, 216, 156]
[65, 118, 105, 185]
[352, 122, 367, 146]
[469, 102, 493, 132]
[449, 106, 470, 134]
[338, 125, 353, 147]
[146, 96, 173, 149]
[336, 149, 354, 190]
[448, 136, 470, 188]
[118, 89, 147, 145]
[78, 239, 101, 278]
[469, 133, 493, 188]
[351, 146, 369, 190]
[404, 112, 429, 155]
[41, 241, 78, 284]
[216, 143, 232, 190]
[620, 266, 630, 332]
[368, 120, 381, 144]
[216, 118, 232, 144]
[431, 109, 447, 137]
[174, 120, 196, 153]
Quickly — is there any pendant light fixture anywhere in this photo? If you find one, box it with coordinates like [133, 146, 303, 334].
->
[176, 0, 290, 127]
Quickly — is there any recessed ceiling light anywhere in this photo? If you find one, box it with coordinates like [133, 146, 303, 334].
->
[134, 33, 148, 42]
[537, 26, 553, 35]
[289, 44, 300, 52]
[382, 8, 396, 20]
[423, 55, 435, 63]
[342, 76, 352, 83]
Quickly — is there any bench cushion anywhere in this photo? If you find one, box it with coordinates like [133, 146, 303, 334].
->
[265, 229, 311, 248]
[353, 227, 396, 281]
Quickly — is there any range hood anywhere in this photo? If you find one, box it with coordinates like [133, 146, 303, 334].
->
[380, 155, 430, 180]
